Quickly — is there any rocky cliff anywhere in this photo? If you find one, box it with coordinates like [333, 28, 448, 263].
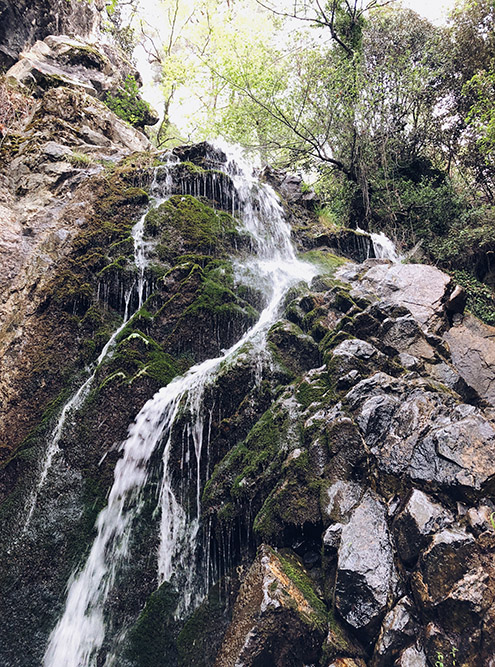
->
[1, 30, 495, 667]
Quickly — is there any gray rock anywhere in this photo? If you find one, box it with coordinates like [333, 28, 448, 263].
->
[335, 490, 398, 640]
[397, 645, 427, 666]
[373, 597, 418, 666]
[323, 523, 343, 552]
[393, 490, 454, 565]
[414, 527, 476, 607]
[346, 372, 495, 495]
[42, 141, 72, 160]
[381, 315, 436, 361]
[323, 479, 364, 524]
[444, 313, 495, 406]
[341, 262, 451, 334]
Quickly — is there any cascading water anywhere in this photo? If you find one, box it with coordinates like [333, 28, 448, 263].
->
[369, 230, 403, 263]
[357, 226, 403, 263]
[43, 144, 316, 667]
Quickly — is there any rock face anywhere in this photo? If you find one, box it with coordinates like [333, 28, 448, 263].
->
[444, 313, 495, 405]
[335, 491, 397, 641]
[2, 26, 495, 667]
[0, 0, 102, 71]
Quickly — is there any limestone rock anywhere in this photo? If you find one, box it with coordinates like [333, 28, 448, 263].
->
[335, 490, 398, 641]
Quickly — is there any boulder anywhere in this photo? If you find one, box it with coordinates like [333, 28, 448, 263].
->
[372, 597, 418, 667]
[215, 546, 327, 667]
[335, 490, 398, 642]
[444, 313, 495, 406]
[393, 489, 454, 566]
[346, 373, 495, 496]
[340, 262, 451, 334]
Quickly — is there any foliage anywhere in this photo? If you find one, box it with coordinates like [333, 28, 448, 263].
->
[104, 75, 154, 128]
[450, 270, 495, 325]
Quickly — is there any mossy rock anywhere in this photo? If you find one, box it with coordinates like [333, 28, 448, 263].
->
[300, 249, 347, 278]
[126, 582, 179, 667]
[203, 399, 300, 530]
[253, 449, 322, 544]
[177, 578, 239, 667]
[268, 320, 321, 377]
[144, 195, 242, 264]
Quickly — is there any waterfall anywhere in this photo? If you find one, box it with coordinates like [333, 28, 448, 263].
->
[43, 144, 316, 667]
[357, 226, 403, 263]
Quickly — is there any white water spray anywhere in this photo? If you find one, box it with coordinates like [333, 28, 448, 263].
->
[357, 225, 403, 263]
[43, 145, 316, 667]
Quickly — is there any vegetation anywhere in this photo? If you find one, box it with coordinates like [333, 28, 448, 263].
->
[105, 75, 155, 128]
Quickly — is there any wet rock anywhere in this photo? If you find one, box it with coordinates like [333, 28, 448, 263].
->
[444, 313, 495, 406]
[412, 527, 476, 608]
[380, 316, 436, 361]
[445, 284, 467, 315]
[268, 320, 320, 376]
[322, 479, 364, 524]
[346, 373, 495, 496]
[323, 523, 343, 553]
[372, 597, 418, 667]
[260, 166, 320, 210]
[397, 645, 427, 666]
[335, 490, 398, 642]
[215, 546, 327, 667]
[327, 338, 391, 385]
[393, 489, 454, 566]
[341, 262, 451, 334]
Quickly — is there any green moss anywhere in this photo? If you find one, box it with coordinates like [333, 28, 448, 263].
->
[145, 195, 241, 264]
[203, 402, 293, 521]
[230, 406, 289, 498]
[295, 373, 334, 410]
[273, 548, 328, 631]
[177, 581, 231, 667]
[300, 250, 347, 277]
[126, 582, 179, 667]
[253, 450, 322, 542]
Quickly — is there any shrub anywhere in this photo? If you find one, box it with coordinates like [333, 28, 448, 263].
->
[104, 75, 154, 128]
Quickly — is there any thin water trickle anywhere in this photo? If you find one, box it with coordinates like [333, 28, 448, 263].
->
[43, 144, 317, 667]
[22, 162, 176, 536]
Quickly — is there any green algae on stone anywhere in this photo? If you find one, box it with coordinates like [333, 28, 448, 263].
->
[300, 250, 347, 277]
[253, 449, 322, 544]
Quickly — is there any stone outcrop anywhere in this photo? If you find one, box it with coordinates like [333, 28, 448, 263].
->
[0, 0, 102, 71]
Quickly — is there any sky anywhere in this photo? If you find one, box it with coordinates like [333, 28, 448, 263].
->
[401, 0, 457, 23]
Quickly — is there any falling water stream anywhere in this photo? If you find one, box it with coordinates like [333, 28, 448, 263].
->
[357, 226, 403, 263]
[43, 145, 316, 667]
